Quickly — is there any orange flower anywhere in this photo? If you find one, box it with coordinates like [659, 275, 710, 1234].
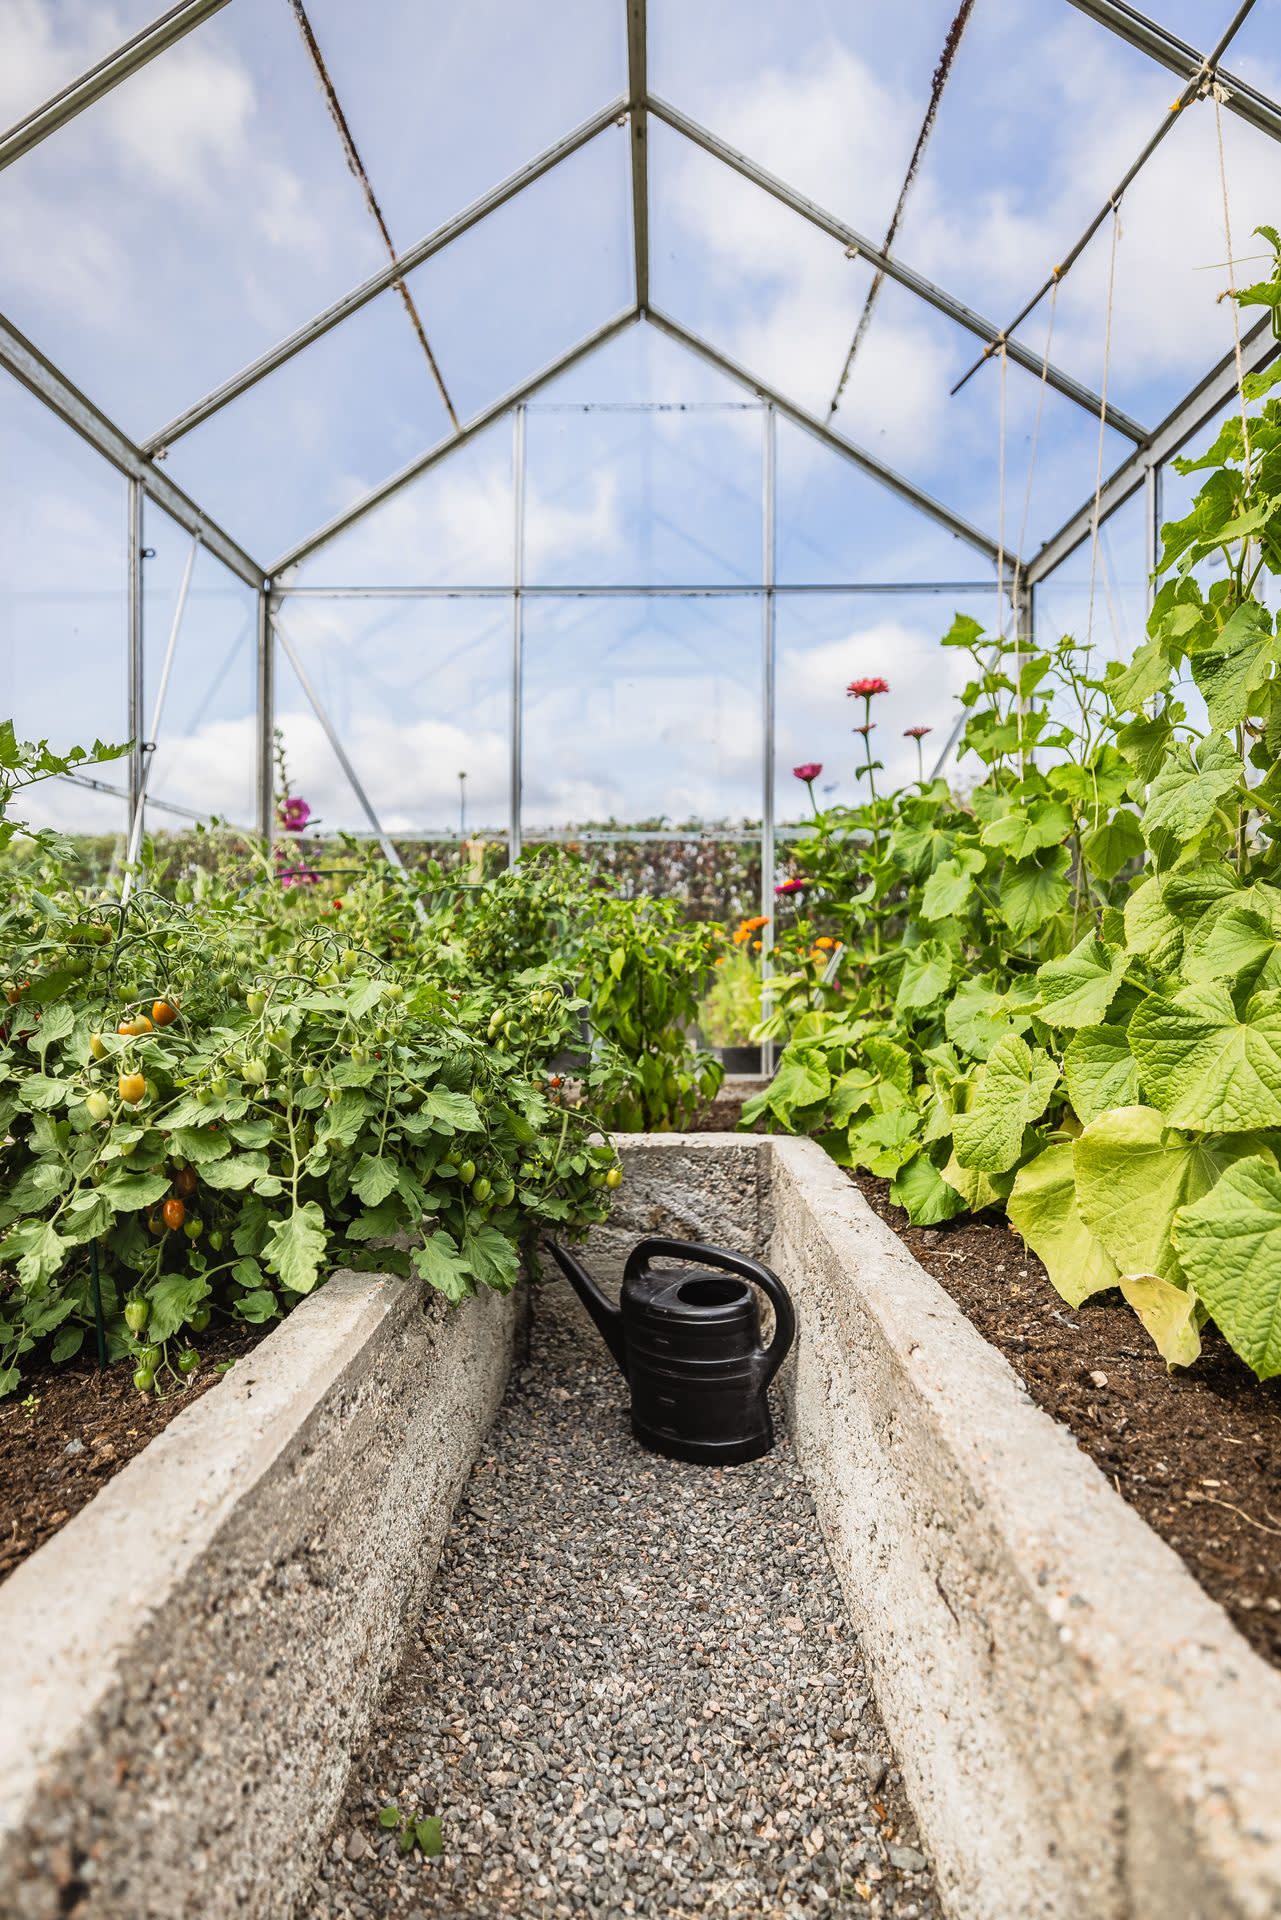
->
[814, 936, 835, 950]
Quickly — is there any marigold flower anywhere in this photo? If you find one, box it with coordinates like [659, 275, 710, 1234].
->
[793, 762, 823, 782]
[814, 935, 835, 949]
[847, 676, 889, 699]
[903, 725, 932, 740]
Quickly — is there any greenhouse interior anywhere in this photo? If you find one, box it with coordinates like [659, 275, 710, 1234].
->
[1, 2, 1280, 1917]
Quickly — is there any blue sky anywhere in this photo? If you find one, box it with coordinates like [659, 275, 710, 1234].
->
[1, 0, 1277, 834]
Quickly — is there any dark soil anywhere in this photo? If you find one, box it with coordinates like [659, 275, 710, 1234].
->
[0, 1319, 265, 1582]
[848, 1170, 1281, 1670]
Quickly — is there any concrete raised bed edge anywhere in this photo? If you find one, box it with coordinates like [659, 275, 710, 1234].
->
[0, 1269, 519, 1920]
[594, 1135, 1281, 1920]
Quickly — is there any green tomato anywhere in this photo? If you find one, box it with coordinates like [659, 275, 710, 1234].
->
[445, 1147, 462, 1168]
[124, 1297, 150, 1334]
[457, 1160, 476, 1186]
[188, 1304, 212, 1332]
[211, 1076, 229, 1099]
[493, 1179, 516, 1207]
[472, 1175, 492, 1204]
[605, 1166, 624, 1190]
[138, 1344, 162, 1370]
[183, 1215, 203, 1241]
[84, 1091, 112, 1124]
[302, 1065, 318, 1086]
[133, 1366, 156, 1393]
[384, 982, 404, 1003]
[242, 1057, 268, 1086]
[177, 1349, 200, 1376]
[208, 1230, 224, 1252]
[246, 989, 266, 1016]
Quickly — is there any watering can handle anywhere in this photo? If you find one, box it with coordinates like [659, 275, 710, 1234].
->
[625, 1238, 796, 1386]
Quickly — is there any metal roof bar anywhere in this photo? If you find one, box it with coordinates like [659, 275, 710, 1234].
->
[0, 310, 263, 589]
[647, 94, 1147, 444]
[144, 100, 627, 453]
[1066, 0, 1281, 145]
[627, 0, 649, 309]
[645, 307, 1015, 567]
[273, 581, 996, 598]
[270, 309, 640, 576]
[0, 0, 231, 174]
[1025, 315, 1279, 585]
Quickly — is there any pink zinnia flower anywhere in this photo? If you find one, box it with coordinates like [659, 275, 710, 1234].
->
[903, 725, 932, 740]
[793, 763, 822, 782]
[847, 676, 889, 699]
[775, 877, 805, 895]
[853, 722, 876, 737]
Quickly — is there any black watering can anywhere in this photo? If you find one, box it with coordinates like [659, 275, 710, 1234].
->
[546, 1237, 796, 1465]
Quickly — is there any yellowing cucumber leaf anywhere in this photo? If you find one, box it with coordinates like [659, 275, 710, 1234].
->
[952, 1036, 1059, 1174]
[1035, 934, 1129, 1030]
[1123, 874, 1182, 973]
[1142, 740, 1240, 862]
[1119, 1274, 1202, 1369]
[1173, 1156, 1281, 1379]
[1181, 899, 1278, 985]
[1007, 1143, 1120, 1307]
[1127, 982, 1281, 1132]
[1073, 1105, 1251, 1281]
[940, 1152, 1005, 1212]
[1063, 1024, 1142, 1124]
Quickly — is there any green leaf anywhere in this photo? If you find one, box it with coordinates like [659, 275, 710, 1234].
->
[940, 1152, 1004, 1212]
[1142, 741, 1240, 861]
[1035, 934, 1128, 1030]
[1181, 900, 1278, 985]
[944, 978, 1030, 1062]
[263, 1201, 328, 1295]
[1, 1218, 68, 1288]
[1063, 1024, 1142, 1124]
[1108, 639, 1171, 713]
[147, 1273, 211, 1343]
[1007, 1143, 1120, 1307]
[462, 1222, 520, 1294]
[894, 939, 954, 1013]
[346, 1196, 410, 1241]
[413, 1230, 473, 1303]
[1080, 809, 1144, 882]
[980, 801, 1073, 860]
[889, 1152, 966, 1226]
[418, 1088, 482, 1134]
[1190, 600, 1280, 732]
[998, 847, 1071, 940]
[763, 1046, 831, 1120]
[234, 1288, 278, 1324]
[200, 1152, 270, 1191]
[1127, 983, 1281, 1131]
[21, 1074, 72, 1110]
[919, 849, 985, 920]
[51, 1324, 84, 1363]
[167, 1125, 231, 1165]
[415, 1816, 444, 1858]
[1118, 1274, 1202, 1370]
[952, 1036, 1059, 1174]
[1073, 1105, 1245, 1280]
[378, 1807, 401, 1830]
[1123, 875, 1182, 973]
[99, 1170, 170, 1212]
[351, 1153, 399, 1206]
[1173, 1156, 1281, 1378]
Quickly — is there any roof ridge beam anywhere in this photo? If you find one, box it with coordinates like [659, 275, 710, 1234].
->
[270, 309, 641, 577]
[1065, 1, 1281, 145]
[0, 0, 231, 175]
[627, 1, 649, 309]
[645, 306, 1015, 567]
[0, 309, 262, 588]
[648, 93, 1148, 444]
[1025, 314, 1279, 584]
[143, 99, 628, 454]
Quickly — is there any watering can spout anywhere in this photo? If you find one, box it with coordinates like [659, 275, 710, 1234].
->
[546, 1240, 628, 1376]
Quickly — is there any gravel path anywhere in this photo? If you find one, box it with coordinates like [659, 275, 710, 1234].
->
[304, 1279, 940, 1920]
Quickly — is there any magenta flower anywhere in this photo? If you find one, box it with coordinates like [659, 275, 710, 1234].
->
[775, 877, 805, 896]
[846, 676, 889, 699]
[793, 762, 822, 782]
[903, 725, 932, 740]
[277, 864, 319, 888]
[277, 794, 312, 833]
[853, 722, 876, 737]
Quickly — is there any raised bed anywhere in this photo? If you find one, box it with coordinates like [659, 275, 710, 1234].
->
[0, 1270, 520, 1920]
[591, 1135, 1281, 1920]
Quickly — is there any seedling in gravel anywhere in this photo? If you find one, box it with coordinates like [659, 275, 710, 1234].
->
[377, 1805, 444, 1857]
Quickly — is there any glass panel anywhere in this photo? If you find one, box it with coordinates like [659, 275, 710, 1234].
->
[274, 596, 510, 837]
[0, 369, 128, 834]
[649, 0, 969, 235]
[162, 287, 452, 565]
[1031, 490, 1149, 670]
[891, 5, 1181, 320]
[850, 278, 1130, 553]
[289, 0, 626, 242]
[523, 402, 762, 586]
[522, 595, 761, 829]
[1013, 96, 1281, 429]
[403, 132, 632, 423]
[774, 591, 995, 812]
[0, 0, 386, 437]
[0, 1, 170, 129]
[650, 116, 876, 420]
[141, 502, 258, 830]
[286, 416, 514, 589]
[545, 311, 751, 406]
[776, 415, 998, 585]
[1223, 1, 1281, 92]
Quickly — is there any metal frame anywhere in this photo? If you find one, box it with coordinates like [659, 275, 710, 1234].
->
[5, 0, 1281, 922]
[759, 405, 777, 1077]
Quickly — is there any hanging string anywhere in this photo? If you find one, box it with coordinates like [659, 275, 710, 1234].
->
[1010, 275, 1060, 618]
[1213, 82, 1254, 494]
[996, 337, 1007, 638]
[1086, 203, 1122, 653]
